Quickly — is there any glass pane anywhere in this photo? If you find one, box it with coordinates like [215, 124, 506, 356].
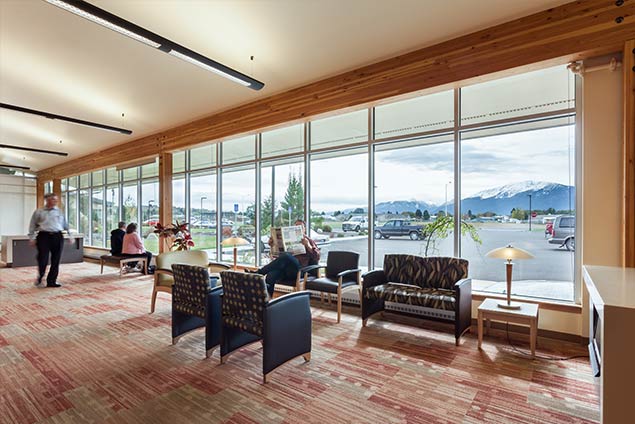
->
[261, 124, 304, 158]
[91, 188, 104, 247]
[79, 189, 90, 245]
[92, 170, 104, 186]
[460, 123, 576, 302]
[122, 183, 138, 224]
[461, 65, 574, 126]
[67, 191, 77, 231]
[106, 167, 119, 184]
[106, 185, 120, 237]
[173, 150, 186, 173]
[141, 158, 159, 178]
[44, 181, 52, 193]
[374, 136, 454, 268]
[79, 173, 90, 188]
[310, 110, 368, 150]
[141, 180, 159, 254]
[61, 178, 68, 192]
[221, 166, 255, 265]
[222, 135, 255, 164]
[68, 176, 78, 191]
[375, 90, 454, 139]
[122, 167, 138, 181]
[190, 171, 217, 259]
[260, 159, 305, 264]
[190, 145, 216, 170]
[172, 175, 186, 223]
[310, 149, 367, 267]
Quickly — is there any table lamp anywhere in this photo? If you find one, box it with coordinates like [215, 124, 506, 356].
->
[485, 244, 534, 310]
[221, 236, 249, 270]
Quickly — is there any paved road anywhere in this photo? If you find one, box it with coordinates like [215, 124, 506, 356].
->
[320, 224, 576, 300]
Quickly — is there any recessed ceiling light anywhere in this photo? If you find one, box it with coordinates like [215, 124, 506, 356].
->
[44, 0, 264, 90]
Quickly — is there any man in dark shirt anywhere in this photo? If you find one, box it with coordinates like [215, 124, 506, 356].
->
[256, 220, 320, 297]
[110, 221, 126, 255]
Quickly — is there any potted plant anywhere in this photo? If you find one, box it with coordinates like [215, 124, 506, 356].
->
[153, 221, 194, 251]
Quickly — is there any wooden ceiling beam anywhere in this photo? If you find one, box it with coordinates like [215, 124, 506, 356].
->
[38, 0, 635, 180]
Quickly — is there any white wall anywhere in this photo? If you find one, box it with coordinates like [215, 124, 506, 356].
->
[0, 174, 37, 237]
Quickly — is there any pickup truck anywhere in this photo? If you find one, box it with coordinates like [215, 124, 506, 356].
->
[374, 219, 425, 240]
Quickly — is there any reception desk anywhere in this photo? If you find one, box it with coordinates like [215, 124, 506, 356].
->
[1, 234, 84, 267]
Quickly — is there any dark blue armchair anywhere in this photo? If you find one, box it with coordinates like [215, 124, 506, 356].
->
[219, 270, 312, 383]
[171, 264, 222, 358]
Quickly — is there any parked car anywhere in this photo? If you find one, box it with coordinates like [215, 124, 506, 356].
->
[374, 219, 425, 240]
[342, 216, 369, 232]
[547, 215, 575, 251]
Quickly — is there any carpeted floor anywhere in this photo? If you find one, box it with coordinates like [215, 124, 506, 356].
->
[0, 263, 599, 423]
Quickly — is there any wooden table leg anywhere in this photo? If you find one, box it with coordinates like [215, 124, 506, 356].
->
[478, 310, 483, 350]
[529, 317, 537, 358]
[485, 318, 491, 335]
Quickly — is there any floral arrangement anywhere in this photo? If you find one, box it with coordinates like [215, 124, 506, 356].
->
[153, 221, 194, 251]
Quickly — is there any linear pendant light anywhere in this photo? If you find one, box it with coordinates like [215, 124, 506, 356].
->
[44, 0, 265, 90]
[0, 103, 132, 135]
[0, 163, 30, 170]
[0, 143, 69, 157]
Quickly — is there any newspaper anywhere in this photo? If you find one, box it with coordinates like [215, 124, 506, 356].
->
[270, 225, 306, 256]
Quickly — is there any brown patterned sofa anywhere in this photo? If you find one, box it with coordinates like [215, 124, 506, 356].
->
[362, 255, 471, 345]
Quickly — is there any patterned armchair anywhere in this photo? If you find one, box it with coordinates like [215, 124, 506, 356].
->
[362, 255, 471, 345]
[220, 271, 312, 383]
[171, 264, 222, 358]
[151, 250, 230, 313]
[303, 251, 362, 323]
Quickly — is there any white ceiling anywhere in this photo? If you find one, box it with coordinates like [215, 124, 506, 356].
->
[0, 0, 570, 172]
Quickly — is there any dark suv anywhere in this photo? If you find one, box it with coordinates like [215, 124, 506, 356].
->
[547, 215, 575, 251]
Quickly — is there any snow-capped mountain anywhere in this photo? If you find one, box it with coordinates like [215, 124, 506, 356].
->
[471, 181, 561, 200]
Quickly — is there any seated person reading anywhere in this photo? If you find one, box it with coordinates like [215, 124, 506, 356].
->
[110, 221, 126, 255]
[121, 223, 153, 270]
[255, 219, 320, 297]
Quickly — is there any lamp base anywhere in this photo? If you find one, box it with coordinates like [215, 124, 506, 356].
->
[497, 301, 522, 310]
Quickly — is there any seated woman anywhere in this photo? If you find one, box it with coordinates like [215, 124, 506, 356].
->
[121, 223, 153, 271]
[255, 219, 320, 297]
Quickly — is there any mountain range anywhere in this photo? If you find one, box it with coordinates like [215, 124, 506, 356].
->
[344, 181, 575, 216]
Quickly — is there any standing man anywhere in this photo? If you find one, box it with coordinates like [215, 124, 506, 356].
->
[28, 193, 69, 287]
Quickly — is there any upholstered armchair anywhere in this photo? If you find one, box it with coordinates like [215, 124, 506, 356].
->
[303, 251, 361, 323]
[362, 255, 471, 345]
[151, 250, 229, 313]
[219, 271, 312, 383]
[171, 264, 222, 358]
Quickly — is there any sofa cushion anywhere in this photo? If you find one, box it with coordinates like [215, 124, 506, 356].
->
[383, 255, 468, 290]
[365, 283, 456, 310]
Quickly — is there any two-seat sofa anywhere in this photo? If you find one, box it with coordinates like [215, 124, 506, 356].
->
[361, 254, 472, 345]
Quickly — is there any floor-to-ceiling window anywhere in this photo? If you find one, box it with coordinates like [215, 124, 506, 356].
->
[221, 165, 256, 265]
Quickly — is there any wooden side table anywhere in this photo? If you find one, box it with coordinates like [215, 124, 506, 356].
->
[477, 298, 539, 357]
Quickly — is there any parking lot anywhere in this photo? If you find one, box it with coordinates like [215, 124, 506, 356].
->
[320, 222, 576, 301]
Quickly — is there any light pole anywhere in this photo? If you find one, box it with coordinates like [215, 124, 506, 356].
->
[200, 196, 207, 226]
[147, 200, 155, 222]
[444, 181, 452, 217]
[527, 194, 532, 231]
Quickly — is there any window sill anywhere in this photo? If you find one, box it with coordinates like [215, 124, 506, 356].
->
[472, 291, 582, 314]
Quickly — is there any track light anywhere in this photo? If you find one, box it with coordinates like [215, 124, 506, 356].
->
[0, 103, 132, 135]
[44, 0, 265, 90]
[0, 164, 30, 170]
[0, 144, 69, 157]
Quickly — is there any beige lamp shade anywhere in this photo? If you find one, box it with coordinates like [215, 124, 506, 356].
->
[221, 237, 249, 247]
[486, 244, 534, 261]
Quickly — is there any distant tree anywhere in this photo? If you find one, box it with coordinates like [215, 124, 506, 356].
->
[415, 209, 423, 219]
[423, 210, 430, 221]
[546, 207, 556, 215]
[353, 207, 365, 214]
[334, 210, 341, 216]
[511, 208, 528, 220]
[280, 172, 304, 223]
[437, 210, 446, 218]
[467, 209, 474, 219]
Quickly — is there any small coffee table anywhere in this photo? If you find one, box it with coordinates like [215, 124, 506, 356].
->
[477, 298, 539, 357]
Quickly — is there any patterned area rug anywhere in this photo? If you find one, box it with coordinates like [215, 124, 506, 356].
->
[0, 263, 599, 423]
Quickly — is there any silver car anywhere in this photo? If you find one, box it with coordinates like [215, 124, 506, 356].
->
[547, 215, 575, 251]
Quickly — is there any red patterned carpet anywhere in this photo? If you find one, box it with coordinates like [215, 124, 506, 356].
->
[0, 263, 599, 423]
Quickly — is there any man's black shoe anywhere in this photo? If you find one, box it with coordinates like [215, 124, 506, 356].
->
[46, 282, 62, 288]
[35, 277, 42, 287]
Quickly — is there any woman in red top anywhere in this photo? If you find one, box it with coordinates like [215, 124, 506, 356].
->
[122, 223, 153, 271]
[256, 219, 320, 297]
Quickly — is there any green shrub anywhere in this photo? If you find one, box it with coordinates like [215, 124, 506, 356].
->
[322, 224, 332, 232]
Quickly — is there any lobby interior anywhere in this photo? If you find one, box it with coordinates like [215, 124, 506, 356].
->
[1, 1, 634, 423]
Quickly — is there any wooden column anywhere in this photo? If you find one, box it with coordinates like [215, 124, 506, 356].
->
[624, 40, 635, 267]
[35, 178, 45, 208]
[52, 178, 62, 210]
[158, 152, 173, 253]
